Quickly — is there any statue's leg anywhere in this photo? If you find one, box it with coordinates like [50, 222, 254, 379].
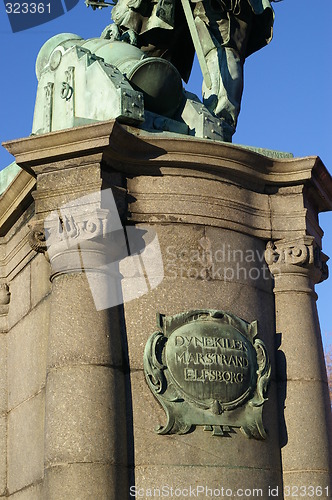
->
[202, 45, 243, 141]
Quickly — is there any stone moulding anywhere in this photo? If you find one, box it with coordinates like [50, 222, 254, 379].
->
[3, 121, 332, 200]
[3, 120, 332, 245]
[144, 310, 271, 439]
[0, 169, 36, 237]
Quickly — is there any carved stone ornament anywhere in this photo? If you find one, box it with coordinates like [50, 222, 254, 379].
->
[0, 283, 10, 315]
[28, 220, 48, 255]
[44, 208, 110, 249]
[265, 236, 329, 284]
[144, 310, 271, 439]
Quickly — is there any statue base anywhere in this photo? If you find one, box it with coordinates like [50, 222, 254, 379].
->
[2, 121, 331, 498]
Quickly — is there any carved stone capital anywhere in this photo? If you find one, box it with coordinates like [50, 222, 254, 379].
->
[43, 204, 128, 280]
[265, 236, 329, 285]
[44, 208, 111, 249]
[0, 283, 10, 316]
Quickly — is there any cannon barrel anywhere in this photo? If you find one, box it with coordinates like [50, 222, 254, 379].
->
[36, 34, 183, 118]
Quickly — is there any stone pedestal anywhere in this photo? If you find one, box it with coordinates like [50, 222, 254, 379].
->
[4, 120, 332, 498]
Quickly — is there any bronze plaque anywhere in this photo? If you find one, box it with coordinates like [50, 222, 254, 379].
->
[144, 310, 271, 439]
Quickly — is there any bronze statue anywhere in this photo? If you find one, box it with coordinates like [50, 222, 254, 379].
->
[90, 0, 280, 140]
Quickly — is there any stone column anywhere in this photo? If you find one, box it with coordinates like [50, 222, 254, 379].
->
[0, 283, 10, 497]
[28, 191, 129, 499]
[265, 236, 332, 496]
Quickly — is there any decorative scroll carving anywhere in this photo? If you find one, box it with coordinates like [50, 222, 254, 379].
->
[41, 207, 115, 279]
[28, 220, 48, 255]
[28, 209, 114, 259]
[0, 283, 10, 305]
[314, 246, 329, 283]
[144, 310, 271, 440]
[265, 236, 329, 284]
[44, 208, 110, 248]
[0, 283, 10, 315]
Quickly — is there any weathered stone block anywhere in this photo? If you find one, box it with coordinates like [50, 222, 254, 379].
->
[44, 463, 128, 500]
[2, 211, 33, 280]
[276, 292, 328, 382]
[130, 371, 281, 471]
[31, 253, 51, 308]
[7, 299, 49, 410]
[44, 365, 127, 467]
[134, 465, 281, 498]
[0, 317, 7, 334]
[47, 273, 124, 369]
[139, 223, 272, 291]
[204, 226, 272, 292]
[35, 163, 103, 213]
[127, 174, 271, 238]
[282, 471, 331, 499]
[0, 335, 7, 415]
[281, 380, 331, 472]
[0, 416, 6, 496]
[9, 482, 43, 500]
[7, 391, 45, 494]
[7, 264, 31, 329]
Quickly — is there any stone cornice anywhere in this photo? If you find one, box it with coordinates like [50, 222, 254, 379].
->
[111, 126, 327, 190]
[0, 211, 35, 283]
[305, 161, 332, 213]
[0, 169, 35, 236]
[2, 121, 331, 247]
[3, 122, 117, 176]
[3, 121, 332, 208]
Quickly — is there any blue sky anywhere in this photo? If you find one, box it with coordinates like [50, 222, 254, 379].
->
[0, 0, 331, 351]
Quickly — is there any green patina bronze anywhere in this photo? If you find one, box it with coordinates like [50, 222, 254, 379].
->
[0, 162, 21, 196]
[143, 310, 271, 439]
[32, 33, 228, 140]
[32, 1, 283, 142]
[91, 0, 281, 140]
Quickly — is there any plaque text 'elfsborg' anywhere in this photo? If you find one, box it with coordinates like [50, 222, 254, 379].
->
[144, 310, 271, 439]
